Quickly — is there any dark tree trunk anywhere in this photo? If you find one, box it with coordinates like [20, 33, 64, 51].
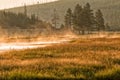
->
[82, 30, 85, 35]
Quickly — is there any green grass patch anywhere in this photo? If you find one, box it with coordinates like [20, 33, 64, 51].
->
[95, 66, 120, 80]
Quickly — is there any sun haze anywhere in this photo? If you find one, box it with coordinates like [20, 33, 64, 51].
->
[0, 0, 58, 10]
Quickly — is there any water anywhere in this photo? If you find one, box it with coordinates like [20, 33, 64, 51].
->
[0, 40, 68, 53]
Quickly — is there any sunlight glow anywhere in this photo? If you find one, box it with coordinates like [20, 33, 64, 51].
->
[0, 40, 68, 52]
[0, 43, 42, 51]
[0, 0, 58, 10]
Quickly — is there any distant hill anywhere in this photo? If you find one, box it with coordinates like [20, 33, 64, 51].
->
[5, 0, 120, 29]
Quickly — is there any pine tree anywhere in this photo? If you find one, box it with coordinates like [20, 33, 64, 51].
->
[81, 3, 94, 33]
[72, 4, 83, 33]
[65, 8, 72, 28]
[31, 14, 36, 24]
[51, 9, 59, 29]
[105, 23, 110, 31]
[95, 9, 105, 31]
[24, 4, 27, 16]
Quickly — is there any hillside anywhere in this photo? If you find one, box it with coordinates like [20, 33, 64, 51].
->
[5, 0, 120, 29]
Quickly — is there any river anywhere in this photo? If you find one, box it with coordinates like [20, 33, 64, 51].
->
[0, 40, 68, 53]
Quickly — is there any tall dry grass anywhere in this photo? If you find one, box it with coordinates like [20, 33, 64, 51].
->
[0, 37, 120, 79]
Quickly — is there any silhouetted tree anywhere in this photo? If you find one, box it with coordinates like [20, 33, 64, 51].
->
[31, 14, 36, 24]
[65, 8, 72, 28]
[24, 4, 27, 16]
[95, 9, 105, 31]
[51, 9, 59, 29]
[105, 23, 110, 31]
[72, 4, 83, 34]
[82, 3, 94, 33]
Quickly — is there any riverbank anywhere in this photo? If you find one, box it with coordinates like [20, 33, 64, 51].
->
[0, 37, 72, 53]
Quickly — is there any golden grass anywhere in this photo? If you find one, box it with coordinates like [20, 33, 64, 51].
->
[0, 37, 120, 79]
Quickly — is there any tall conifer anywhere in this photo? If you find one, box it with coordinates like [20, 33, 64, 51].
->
[95, 9, 105, 31]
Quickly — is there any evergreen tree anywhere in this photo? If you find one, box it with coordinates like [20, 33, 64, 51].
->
[65, 8, 72, 28]
[105, 23, 110, 31]
[82, 3, 94, 32]
[62, 3, 107, 34]
[51, 9, 59, 29]
[31, 14, 36, 24]
[24, 4, 27, 16]
[95, 9, 105, 31]
[72, 4, 83, 33]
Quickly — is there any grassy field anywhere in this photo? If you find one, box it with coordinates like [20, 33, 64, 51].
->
[0, 37, 120, 80]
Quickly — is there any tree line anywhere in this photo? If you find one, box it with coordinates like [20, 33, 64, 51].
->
[0, 3, 110, 36]
[0, 5, 39, 29]
[64, 3, 106, 34]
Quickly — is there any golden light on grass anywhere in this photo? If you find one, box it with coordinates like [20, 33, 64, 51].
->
[0, 37, 120, 79]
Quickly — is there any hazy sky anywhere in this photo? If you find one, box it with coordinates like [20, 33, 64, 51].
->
[0, 0, 58, 9]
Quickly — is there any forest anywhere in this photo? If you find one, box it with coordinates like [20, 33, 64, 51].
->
[0, 3, 110, 38]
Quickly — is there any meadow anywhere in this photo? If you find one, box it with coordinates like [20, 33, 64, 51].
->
[0, 37, 120, 80]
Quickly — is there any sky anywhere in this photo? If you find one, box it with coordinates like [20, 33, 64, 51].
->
[0, 0, 58, 10]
